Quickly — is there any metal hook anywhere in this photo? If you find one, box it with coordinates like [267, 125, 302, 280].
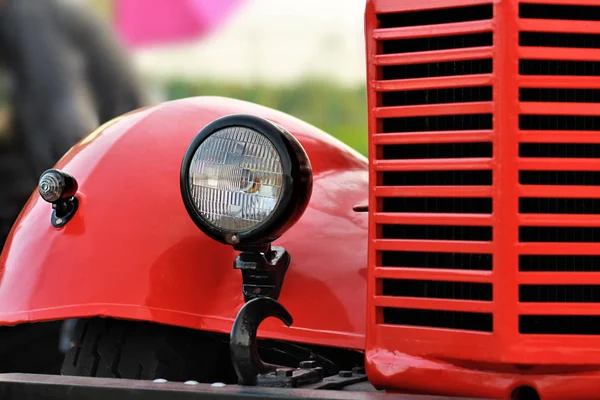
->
[230, 297, 293, 385]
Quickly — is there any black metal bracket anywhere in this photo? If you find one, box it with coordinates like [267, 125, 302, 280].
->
[51, 196, 79, 228]
[308, 368, 368, 390]
[234, 246, 290, 302]
[256, 365, 324, 388]
[230, 297, 293, 386]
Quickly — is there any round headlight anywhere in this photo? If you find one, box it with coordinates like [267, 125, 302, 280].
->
[180, 114, 312, 248]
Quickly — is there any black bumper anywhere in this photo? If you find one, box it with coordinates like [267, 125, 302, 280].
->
[0, 373, 483, 400]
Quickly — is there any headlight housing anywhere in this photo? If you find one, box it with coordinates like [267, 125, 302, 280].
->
[180, 114, 312, 249]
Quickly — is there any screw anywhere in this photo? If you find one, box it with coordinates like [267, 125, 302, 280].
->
[152, 378, 168, 383]
[55, 218, 63, 225]
[276, 368, 293, 377]
[184, 380, 199, 385]
[299, 360, 317, 369]
[338, 370, 353, 378]
[352, 367, 366, 375]
[211, 382, 226, 388]
[228, 233, 240, 244]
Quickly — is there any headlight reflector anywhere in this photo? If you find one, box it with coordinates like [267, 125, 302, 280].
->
[188, 126, 284, 232]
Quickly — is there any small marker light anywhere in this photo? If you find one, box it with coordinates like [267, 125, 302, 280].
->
[38, 169, 78, 203]
[38, 169, 79, 228]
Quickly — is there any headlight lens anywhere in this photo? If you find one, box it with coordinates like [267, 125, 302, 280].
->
[181, 114, 313, 249]
[188, 126, 284, 232]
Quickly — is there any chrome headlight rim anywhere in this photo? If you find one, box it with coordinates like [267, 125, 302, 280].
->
[180, 114, 312, 249]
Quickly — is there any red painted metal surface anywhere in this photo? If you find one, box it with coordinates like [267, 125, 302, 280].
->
[0, 97, 368, 350]
[365, 0, 600, 399]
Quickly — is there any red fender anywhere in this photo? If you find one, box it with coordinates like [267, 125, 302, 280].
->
[0, 97, 368, 350]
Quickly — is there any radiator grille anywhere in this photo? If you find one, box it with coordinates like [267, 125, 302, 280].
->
[371, 1, 494, 334]
[518, 1, 600, 335]
[367, 0, 600, 381]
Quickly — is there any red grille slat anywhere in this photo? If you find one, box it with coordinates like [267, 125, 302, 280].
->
[375, 296, 494, 313]
[520, 76, 600, 89]
[519, 18, 600, 34]
[373, 20, 493, 40]
[375, 324, 494, 354]
[374, 75, 493, 91]
[519, 272, 600, 284]
[374, 267, 493, 282]
[375, 102, 493, 118]
[518, 158, 600, 171]
[375, 186, 493, 197]
[375, 158, 493, 171]
[374, 239, 493, 253]
[519, 185, 600, 198]
[375, 212, 493, 226]
[519, 303, 600, 314]
[520, 214, 600, 226]
[519, 46, 600, 61]
[520, 0, 600, 6]
[374, 0, 493, 13]
[520, 102, 600, 115]
[519, 130, 600, 143]
[517, 242, 600, 255]
[373, 130, 494, 144]
[374, 47, 493, 66]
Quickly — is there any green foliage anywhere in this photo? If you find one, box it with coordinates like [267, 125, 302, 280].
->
[163, 79, 368, 156]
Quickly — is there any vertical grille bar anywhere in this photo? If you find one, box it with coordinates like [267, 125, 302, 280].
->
[494, 0, 521, 341]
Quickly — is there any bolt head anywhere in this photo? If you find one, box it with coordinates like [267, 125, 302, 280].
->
[338, 370, 353, 378]
[299, 360, 318, 369]
[352, 367, 366, 375]
[276, 368, 293, 377]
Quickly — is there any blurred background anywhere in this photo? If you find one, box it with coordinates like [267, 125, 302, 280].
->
[0, 0, 368, 250]
[73, 0, 369, 155]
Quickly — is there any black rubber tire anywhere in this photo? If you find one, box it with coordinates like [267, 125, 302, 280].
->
[61, 318, 233, 383]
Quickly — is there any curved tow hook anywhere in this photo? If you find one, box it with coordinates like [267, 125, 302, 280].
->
[230, 297, 293, 385]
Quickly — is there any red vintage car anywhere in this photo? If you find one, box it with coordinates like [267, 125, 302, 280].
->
[1, 1, 599, 399]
